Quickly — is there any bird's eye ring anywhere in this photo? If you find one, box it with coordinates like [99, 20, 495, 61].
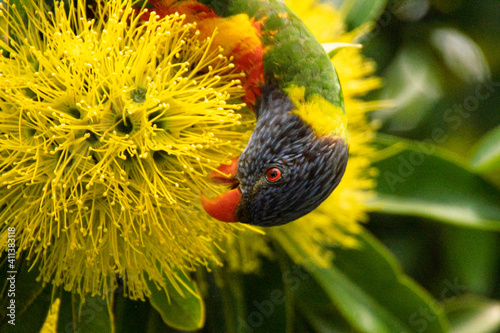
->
[266, 167, 282, 182]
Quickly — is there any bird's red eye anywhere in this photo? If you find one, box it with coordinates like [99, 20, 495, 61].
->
[266, 167, 281, 182]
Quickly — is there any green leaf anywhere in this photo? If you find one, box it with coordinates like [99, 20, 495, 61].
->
[367, 134, 500, 231]
[202, 267, 247, 333]
[339, 0, 388, 30]
[294, 272, 357, 333]
[113, 295, 184, 333]
[0, 259, 52, 333]
[373, 46, 444, 132]
[443, 227, 500, 295]
[57, 291, 113, 333]
[240, 258, 288, 333]
[277, 228, 449, 333]
[146, 308, 192, 333]
[470, 125, 500, 174]
[445, 296, 500, 333]
[147, 272, 205, 330]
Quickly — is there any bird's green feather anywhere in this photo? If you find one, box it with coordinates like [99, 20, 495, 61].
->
[202, 0, 346, 124]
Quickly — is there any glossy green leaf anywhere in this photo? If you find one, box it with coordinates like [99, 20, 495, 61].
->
[147, 272, 205, 330]
[470, 125, 500, 173]
[57, 291, 113, 333]
[445, 296, 500, 333]
[0, 259, 52, 333]
[367, 134, 500, 231]
[276, 228, 448, 333]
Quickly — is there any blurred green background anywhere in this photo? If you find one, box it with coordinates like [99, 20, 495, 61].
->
[362, 0, 500, 299]
[356, 0, 500, 331]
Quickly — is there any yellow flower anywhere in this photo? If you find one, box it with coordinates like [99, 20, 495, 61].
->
[0, 0, 253, 298]
[224, 0, 387, 270]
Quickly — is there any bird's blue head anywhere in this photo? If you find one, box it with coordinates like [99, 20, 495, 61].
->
[202, 87, 348, 227]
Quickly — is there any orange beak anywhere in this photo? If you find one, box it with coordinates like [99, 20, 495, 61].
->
[201, 188, 242, 222]
[201, 157, 242, 222]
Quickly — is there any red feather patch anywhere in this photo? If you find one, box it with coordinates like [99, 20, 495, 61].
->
[148, 0, 265, 109]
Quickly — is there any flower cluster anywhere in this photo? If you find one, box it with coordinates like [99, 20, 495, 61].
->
[0, 0, 253, 298]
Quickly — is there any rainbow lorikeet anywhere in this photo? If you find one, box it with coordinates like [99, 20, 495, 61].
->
[150, 0, 348, 227]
